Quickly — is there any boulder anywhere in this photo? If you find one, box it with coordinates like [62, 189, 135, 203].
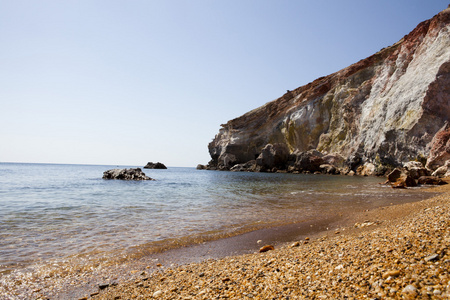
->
[357, 163, 376, 176]
[403, 161, 423, 169]
[417, 176, 448, 185]
[391, 175, 417, 188]
[256, 143, 289, 171]
[144, 162, 167, 169]
[403, 161, 430, 179]
[294, 150, 325, 173]
[387, 168, 403, 182]
[230, 160, 256, 172]
[431, 160, 450, 177]
[401, 175, 417, 187]
[196, 164, 207, 170]
[103, 168, 154, 181]
[322, 153, 346, 168]
[320, 164, 338, 174]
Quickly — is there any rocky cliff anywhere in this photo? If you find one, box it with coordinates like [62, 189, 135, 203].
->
[207, 7, 450, 176]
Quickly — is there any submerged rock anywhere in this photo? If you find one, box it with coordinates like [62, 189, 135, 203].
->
[102, 168, 154, 180]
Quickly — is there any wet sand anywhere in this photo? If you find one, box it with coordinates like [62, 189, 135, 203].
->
[80, 180, 450, 299]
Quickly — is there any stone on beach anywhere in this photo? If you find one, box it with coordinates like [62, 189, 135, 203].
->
[259, 245, 274, 253]
[418, 176, 448, 185]
[290, 241, 300, 247]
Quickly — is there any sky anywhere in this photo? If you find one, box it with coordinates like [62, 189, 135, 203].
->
[0, 1, 448, 167]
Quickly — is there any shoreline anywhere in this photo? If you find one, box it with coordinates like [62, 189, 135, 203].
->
[2, 173, 439, 299]
[85, 180, 450, 299]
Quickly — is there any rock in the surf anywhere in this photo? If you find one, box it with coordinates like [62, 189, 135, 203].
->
[144, 162, 167, 169]
[102, 168, 154, 180]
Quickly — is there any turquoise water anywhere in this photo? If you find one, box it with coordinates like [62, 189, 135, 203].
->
[0, 162, 436, 298]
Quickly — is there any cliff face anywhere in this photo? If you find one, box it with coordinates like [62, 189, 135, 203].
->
[208, 8, 450, 174]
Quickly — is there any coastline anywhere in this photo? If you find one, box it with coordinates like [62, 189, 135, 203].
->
[88, 180, 450, 299]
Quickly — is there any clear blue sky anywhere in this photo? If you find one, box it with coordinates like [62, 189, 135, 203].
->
[1, 1, 448, 167]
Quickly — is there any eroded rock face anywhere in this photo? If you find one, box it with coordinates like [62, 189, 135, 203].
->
[426, 123, 450, 171]
[207, 8, 450, 174]
[102, 168, 154, 180]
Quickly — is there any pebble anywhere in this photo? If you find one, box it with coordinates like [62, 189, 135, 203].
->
[425, 253, 439, 261]
[382, 270, 401, 278]
[152, 290, 162, 297]
[290, 241, 300, 247]
[402, 284, 417, 294]
[92, 185, 450, 300]
[98, 283, 110, 290]
[259, 245, 274, 253]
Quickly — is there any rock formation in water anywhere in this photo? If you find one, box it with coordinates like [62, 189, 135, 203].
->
[144, 162, 168, 169]
[102, 168, 154, 180]
[207, 7, 450, 176]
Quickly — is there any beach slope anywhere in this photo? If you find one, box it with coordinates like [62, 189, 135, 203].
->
[93, 181, 450, 299]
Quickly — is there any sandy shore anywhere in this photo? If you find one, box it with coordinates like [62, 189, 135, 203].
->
[84, 180, 450, 300]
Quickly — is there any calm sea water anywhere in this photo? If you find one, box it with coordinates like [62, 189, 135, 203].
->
[0, 162, 437, 298]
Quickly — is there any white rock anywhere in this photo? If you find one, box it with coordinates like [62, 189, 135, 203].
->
[153, 290, 163, 298]
[402, 285, 417, 294]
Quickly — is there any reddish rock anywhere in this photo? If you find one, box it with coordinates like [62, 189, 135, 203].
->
[426, 123, 450, 171]
[392, 181, 407, 189]
[392, 175, 417, 188]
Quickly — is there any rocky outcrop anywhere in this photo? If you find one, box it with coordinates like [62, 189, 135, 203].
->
[196, 164, 208, 170]
[426, 122, 450, 171]
[206, 8, 450, 175]
[144, 162, 167, 169]
[102, 168, 154, 180]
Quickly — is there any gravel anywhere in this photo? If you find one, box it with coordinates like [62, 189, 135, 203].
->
[92, 182, 450, 299]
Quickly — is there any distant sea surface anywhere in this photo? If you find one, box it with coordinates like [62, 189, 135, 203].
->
[0, 163, 437, 297]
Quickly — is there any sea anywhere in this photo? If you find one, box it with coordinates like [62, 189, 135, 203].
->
[0, 162, 438, 298]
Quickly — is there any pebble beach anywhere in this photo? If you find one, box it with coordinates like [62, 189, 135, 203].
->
[86, 180, 450, 300]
